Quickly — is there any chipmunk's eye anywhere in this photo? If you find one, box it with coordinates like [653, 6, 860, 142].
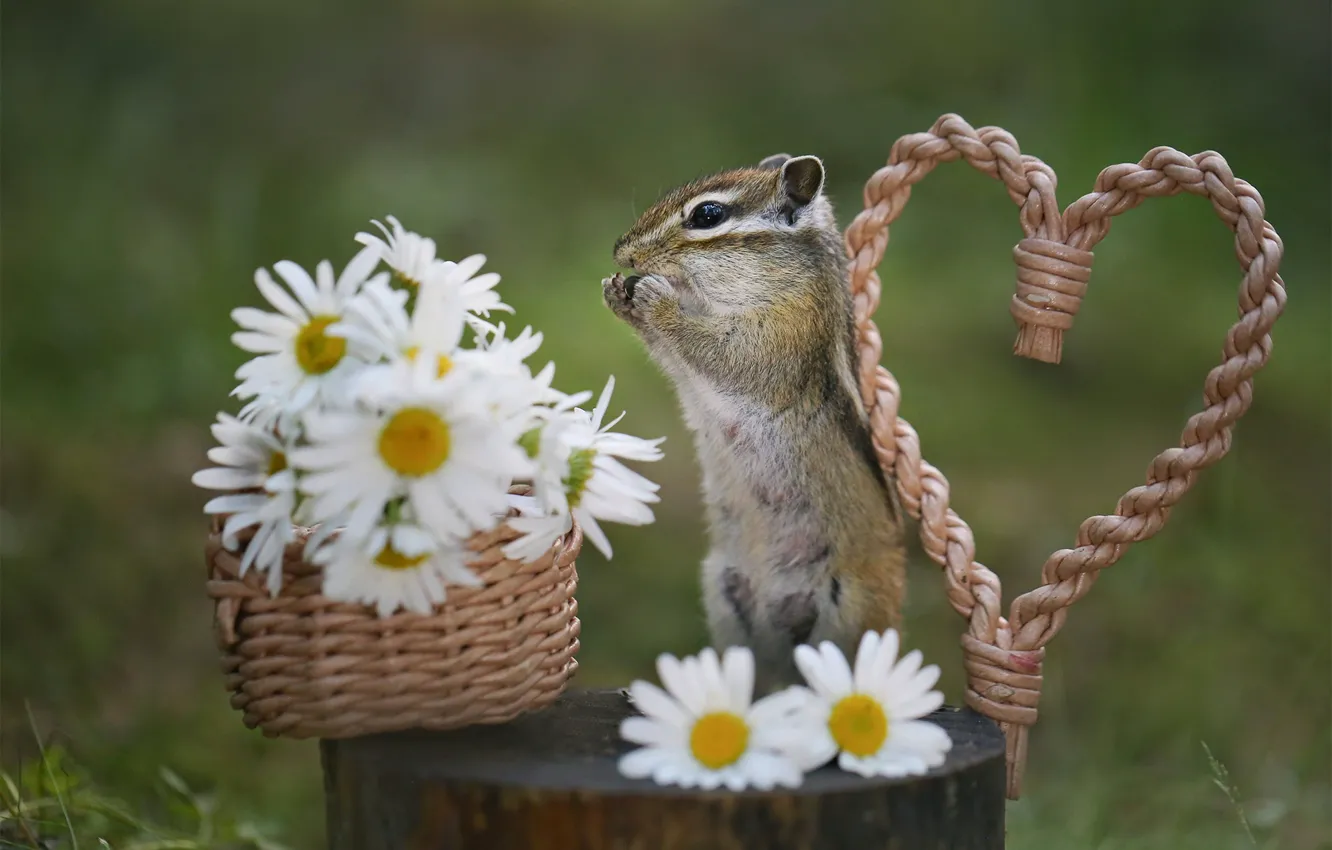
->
[687, 201, 728, 230]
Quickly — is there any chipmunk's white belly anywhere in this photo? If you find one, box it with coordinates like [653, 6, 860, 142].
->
[675, 370, 835, 594]
[674, 373, 790, 495]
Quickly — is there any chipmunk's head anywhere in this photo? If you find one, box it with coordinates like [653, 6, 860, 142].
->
[612, 154, 843, 310]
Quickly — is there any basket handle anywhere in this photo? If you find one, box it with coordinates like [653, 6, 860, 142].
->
[843, 114, 1287, 799]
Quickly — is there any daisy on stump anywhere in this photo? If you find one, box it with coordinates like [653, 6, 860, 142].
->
[618, 646, 810, 791]
[786, 629, 953, 778]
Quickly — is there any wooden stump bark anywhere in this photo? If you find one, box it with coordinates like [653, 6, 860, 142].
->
[321, 688, 1006, 850]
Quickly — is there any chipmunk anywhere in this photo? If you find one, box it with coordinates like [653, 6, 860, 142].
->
[603, 153, 907, 688]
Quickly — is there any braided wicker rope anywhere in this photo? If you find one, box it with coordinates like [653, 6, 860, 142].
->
[205, 511, 582, 739]
[844, 113, 1287, 799]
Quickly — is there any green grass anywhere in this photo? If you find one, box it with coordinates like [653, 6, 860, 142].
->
[3, 1, 1329, 848]
[2, 740, 292, 849]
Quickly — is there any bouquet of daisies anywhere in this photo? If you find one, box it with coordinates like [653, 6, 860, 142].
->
[193, 217, 665, 617]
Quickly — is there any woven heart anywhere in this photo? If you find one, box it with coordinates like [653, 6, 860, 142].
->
[842, 113, 1287, 799]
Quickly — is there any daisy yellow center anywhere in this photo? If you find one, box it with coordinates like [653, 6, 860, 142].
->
[294, 315, 347, 375]
[266, 451, 288, 477]
[828, 693, 888, 757]
[404, 346, 453, 378]
[379, 408, 451, 477]
[564, 448, 597, 508]
[688, 711, 749, 770]
[374, 542, 429, 570]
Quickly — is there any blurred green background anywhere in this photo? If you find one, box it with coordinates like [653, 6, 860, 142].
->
[4, 0, 1329, 847]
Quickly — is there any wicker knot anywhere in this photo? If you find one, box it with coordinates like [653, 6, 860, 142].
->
[960, 634, 1043, 725]
[961, 633, 1044, 798]
[1009, 238, 1094, 364]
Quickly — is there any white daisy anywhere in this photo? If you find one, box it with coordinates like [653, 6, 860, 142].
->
[354, 217, 511, 322]
[289, 349, 534, 547]
[618, 646, 808, 791]
[311, 509, 482, 617]
[235, 394, 303, 443]
[231, 246, 386, 416]
[430, 253, 511, 320]
[457, 323, 567, 431]
[354, 215, 441, 288]
[785, 629, 952, 778]
[503, 376, 664, 562]
[335, 274, 469, 378]
[463, 322, 545, 380]
[191, 413, 298, 595]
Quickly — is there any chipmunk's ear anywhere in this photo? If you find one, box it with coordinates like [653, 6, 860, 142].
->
[757, 153, 791, 170]
[780, 155, 825, 207]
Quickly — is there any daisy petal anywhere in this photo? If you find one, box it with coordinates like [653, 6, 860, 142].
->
[620, 717, 685, 749]
[231, 331, 288, 354]
[721, 646, 754, 712]
[273, 260, 321, 313]
[192, 467, 266, 490]
[656, 654, 706, 716]
[888, 690, 944, 721]
[203, 493, 269, 514]
[888, 663, 941, 706]
[889, 719, 953, 757]
[696, 648, 730, 710]
[617, 746, 675, 780]
[794, 644, 842, 701]
[253, 268, 307, 322]
[448, 254, 487, 282]
[628, 680, 691, 730]
[337, 245, 381, 298]
[880, 648, 925, 698]
[231, 307, 299, 338]
[737, 750, 802, 790]
[838, 751, 880, 777]
[866, 628, 901, 686]
[591, 375, 615, 430]
[748, 686, 817, 727]
[815, 640, 855, 695]
[852, 629, 881, 690]
[652, 754, 697, 788]
[577, 511, 614, 559]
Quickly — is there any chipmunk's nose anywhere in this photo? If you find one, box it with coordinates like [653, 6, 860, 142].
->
[612, 237, 636, 270]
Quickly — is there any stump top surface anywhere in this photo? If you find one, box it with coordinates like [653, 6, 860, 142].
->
[325, 688, 1004, 796]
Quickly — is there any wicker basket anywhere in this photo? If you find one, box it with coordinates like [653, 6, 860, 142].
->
[204, 508, 582, 739]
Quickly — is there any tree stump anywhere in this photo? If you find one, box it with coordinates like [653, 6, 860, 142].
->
[321, 688, 1006, 850]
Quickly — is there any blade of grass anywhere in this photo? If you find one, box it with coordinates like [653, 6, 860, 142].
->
[1201, 740, 1258, 847]
[0, 772, 42, 847]
[25, 701, 78, 850]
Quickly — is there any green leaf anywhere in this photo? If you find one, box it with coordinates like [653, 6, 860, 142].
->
[1, 772, 22, 808]
[157, 768, 192, 802]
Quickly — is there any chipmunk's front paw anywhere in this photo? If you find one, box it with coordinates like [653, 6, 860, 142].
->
[603, 273, 670, 327]
[602, 273, 633, 320]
